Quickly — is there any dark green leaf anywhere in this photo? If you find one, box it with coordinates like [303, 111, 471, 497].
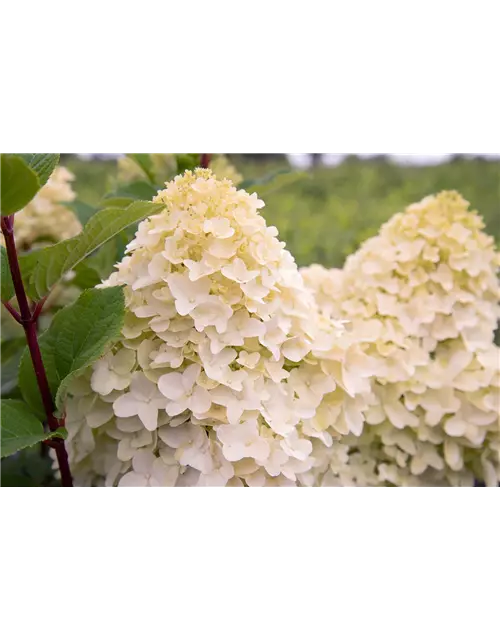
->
[1, 154, 40, 216]
[71, 262, 102, 289]
[101, 181, 160, 206]
[1, 399, 66, 458]
[123, 181, 160, 200]
[114, 229, 134, 261]
[0, 470, 39, 486]
[1, 245, 15, 301]
[1, 447, 59, 486]
[71, 235, 119, 288]
[1, 338, 25, 395]
[176, 154, 201, 173]
[19, 286, 126, 417]
[19, 200, 165, 300]
[86, 240, 119, 277]
[17, 154, 60, 189]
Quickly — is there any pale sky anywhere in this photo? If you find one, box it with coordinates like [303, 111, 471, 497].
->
[287, 154, 500, 168]
[77, 153, 500, 167]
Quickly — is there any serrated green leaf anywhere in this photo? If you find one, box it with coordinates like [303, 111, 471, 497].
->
[1, 338, 25, 395]
[1, 154, 41, 216]
[19, 200, 165, 300]
[19, 287, 126, 418]
[17, 154, 60, 189]
[1, 399, 66, 458]
[64, 199, 98, 225]
[240, 169, 308, 198]
[126, 154, 156, 183]
[1, 245, 15, 301]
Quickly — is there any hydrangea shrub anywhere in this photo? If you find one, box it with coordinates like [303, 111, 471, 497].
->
[302, 191, 500, 486]
[61, 169, 369, 486]
[4, 152, 498, 489]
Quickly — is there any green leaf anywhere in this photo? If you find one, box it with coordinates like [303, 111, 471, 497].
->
[123, 181, 160, 200]
[19, 286, 126, 418]
[86, 240, 119, 276]
[17, 154, 60, 189]
[114, 229, 134, 261]
[0, 399, 66, 458]
[240, 169, 308, 198]
[101, 181, 160, 207]
[1, 446, 59, 486]
[1, 154, 40, 216]
[71, 262, 102, 289]
[99, 196, 135, 208]
[0, 470, 39, 486]
[71, 239, 118, 288]
[1, 245, 15, 301]
[126, 154, 156, 183]
[1, 338, 25, 395]
[19, 200, 165, 300]
[64, 199, 98, 225]
[176, 154, 201, 173]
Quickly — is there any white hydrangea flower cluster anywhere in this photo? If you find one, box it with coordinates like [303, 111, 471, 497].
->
[302, 191, 500, 486]
[1, 167, 81, 250]
[62, 169, 366, 486]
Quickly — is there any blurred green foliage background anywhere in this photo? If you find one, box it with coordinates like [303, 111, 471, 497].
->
[63, 154, 500, 269]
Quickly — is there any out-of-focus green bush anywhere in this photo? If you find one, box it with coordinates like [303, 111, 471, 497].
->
[63, 154, 500, 268]
[62, 156, 118, 205]
[256, 155, 500, 267]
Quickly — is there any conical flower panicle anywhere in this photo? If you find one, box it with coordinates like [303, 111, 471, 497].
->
[63, 169, 359, 486]
[303, 191, 500, 486]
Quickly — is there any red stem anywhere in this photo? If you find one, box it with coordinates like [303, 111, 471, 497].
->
[1, 215, 73, 487]
[3, 300, 22, 323]
[200, 154, 212, 169]
[32, 296, 48, 323]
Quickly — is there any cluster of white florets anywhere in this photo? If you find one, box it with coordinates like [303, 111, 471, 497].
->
[302, 191, 500, 486]
[2, 167, 81, 250]
[63, 169, 366, 486]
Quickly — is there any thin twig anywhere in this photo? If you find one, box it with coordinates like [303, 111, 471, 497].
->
[32, 295, 48, 323]
[2, 300, 22, 323]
